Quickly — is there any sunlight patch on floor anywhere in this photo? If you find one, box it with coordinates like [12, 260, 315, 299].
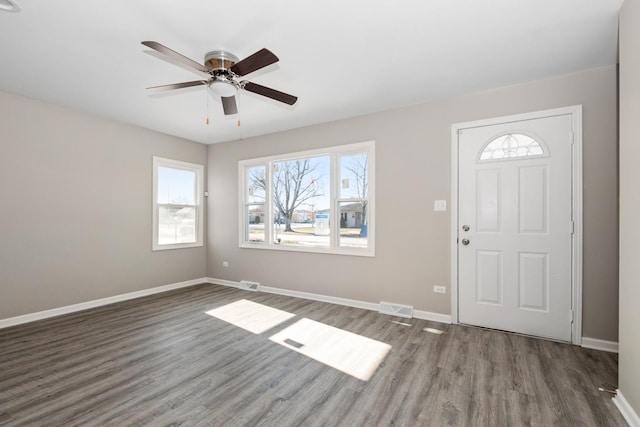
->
[390, 320, 412, 327]
[205, 299, 296, 334]
[269, 318, 392, 381]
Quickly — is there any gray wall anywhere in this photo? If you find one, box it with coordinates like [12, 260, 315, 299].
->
[0, 91, 208, 319]
[208, 65, 619, 342]
[618, 0, 640, 414]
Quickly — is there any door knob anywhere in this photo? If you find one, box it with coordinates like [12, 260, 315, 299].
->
[462, 225, 470, 231]
[461, 238, 470, 245]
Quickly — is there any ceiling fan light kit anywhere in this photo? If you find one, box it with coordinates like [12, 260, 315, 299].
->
[208, 79, 238, 97]
[142, 41, 297, 117]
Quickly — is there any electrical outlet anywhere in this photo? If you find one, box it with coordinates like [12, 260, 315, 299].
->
[434, 285, 446, 294]
[222, 261, 229, 267]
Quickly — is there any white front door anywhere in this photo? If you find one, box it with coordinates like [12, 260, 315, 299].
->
[457, 112, 574, 342]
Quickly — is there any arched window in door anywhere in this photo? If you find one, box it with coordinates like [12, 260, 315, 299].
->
[479, 133, 546, 161]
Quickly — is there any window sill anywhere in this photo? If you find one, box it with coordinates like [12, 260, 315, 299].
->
[239, 242, 375, 257]
[153, 242, 204, 251]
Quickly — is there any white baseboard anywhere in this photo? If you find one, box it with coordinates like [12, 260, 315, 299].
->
[207, 277, 242, 289]
[207, 277, 451, 324]
[260, 285, 380, 312]
[614, 390, 640, 427]
[581, 336, 619, 353]
[413, 309, 452, 324]
[0, 278, 208, 329]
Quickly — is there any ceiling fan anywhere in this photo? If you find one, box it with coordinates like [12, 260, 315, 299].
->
[141, 41, 298, 115]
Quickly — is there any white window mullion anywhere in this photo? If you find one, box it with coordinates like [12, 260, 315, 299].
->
[238, 165, 245, 246]
[266, 161, 273, 245]
[330, 152, 338, 249]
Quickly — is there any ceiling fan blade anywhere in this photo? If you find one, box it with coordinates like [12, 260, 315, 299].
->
[142, 41, 210, 74]
[146, 80, 209, 93]
[221, 95, 238, 115]
[230, 48, 279, 76]
[242, 81, 298, 105]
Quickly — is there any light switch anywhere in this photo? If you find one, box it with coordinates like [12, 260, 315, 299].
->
[434, 200, 447, 212]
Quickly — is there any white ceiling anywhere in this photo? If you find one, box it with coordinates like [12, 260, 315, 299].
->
[0, 0, 623, 144]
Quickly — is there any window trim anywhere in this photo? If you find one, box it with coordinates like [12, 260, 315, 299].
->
[238, 141, 375, 257]
[152, 156, 204, 251]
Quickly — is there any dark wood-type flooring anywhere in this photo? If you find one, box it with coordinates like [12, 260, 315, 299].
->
[0, 284, 626, 426]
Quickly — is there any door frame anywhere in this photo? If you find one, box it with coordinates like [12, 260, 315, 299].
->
[450, 105, 583, 345]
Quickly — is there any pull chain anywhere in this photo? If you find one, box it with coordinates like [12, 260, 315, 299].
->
[205, 89, 210, 125]
[236, 92, 243, 139]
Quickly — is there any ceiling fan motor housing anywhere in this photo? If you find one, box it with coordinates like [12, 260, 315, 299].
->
[204, 50, 239, 72]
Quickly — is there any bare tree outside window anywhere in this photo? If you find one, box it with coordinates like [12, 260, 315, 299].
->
[248, 157, 327, 232]
[273, 158, 326, 231]
[247, 167, 266, 202]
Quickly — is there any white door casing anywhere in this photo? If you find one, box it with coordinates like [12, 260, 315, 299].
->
[450, 106, 582, 344]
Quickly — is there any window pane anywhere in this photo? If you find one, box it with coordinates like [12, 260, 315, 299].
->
[272, 155, 330, 248]
[246, 166, 266, 203]
[339, 201, 368, 249]
[158, 205, 196, 244]
[479, 134, 544, 160]
[246, 204, 265, 243]
[158, 167, 196, 205]
[340, 153, 368, 199]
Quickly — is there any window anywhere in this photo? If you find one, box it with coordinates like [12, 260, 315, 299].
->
[153, 157, 204, 250]
[479, 133, 546, 161]
[239, 141, 374, 256]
